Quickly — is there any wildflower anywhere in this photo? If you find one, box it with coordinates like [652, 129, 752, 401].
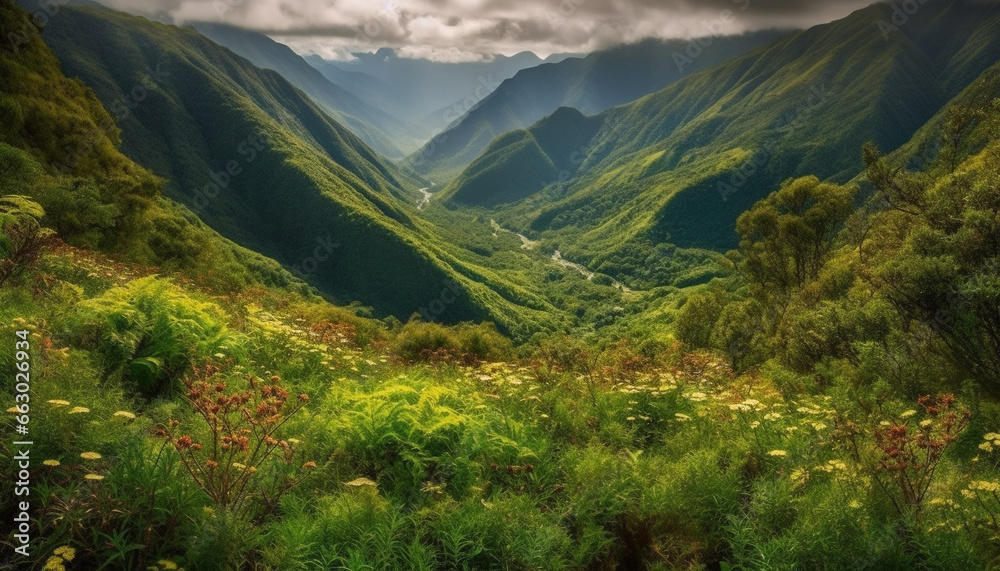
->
[84, 474, 104, 480]
[768, 450, 788, 457]
[68, 407, 90, 414]
[158, 560, 178, 570]
[303, 461, 317, 468]
[54, 546, 75, 560]
[900, 410, 917, 418]
[345, 477, 377, 487]
[674, 413, 691, 422]
[764, 412, 782, 421]
[812, 422, 827, 431]
[743, 399, 761, 407]
[729, 403, 751, 412]
[626, 416, 636, 422]
[848, 500, 861, 509]
[44, 556, 66, 571]
[688, 392, 708, 402]
[981, 442, 996, 452]
[47, 400, 70, 407]
[968, 480, 1000, 493]
[750, 421, 760, 429]
[6, 406, 20, 413]
[919, 419, 934, 428]
[984, 433, 1000, 441]
[288, 438, 301, 444]
[113, 411, 136, 420]
[80, 452, 102, 460]
[43, 459, 60, 467]
[232, 463, 247, 469]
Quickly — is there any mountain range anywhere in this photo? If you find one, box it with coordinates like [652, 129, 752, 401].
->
[435, 0, 1000, 290]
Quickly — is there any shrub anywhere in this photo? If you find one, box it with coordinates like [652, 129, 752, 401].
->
[61, 277, 232, 397]
[161, 365, 314, 521]
[0, 194, 54, 286]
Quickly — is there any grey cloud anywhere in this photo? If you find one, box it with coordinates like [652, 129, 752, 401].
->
[92, 0, 879, 60]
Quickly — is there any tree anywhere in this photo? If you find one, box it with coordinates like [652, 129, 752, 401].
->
[729, 176, 858, 302]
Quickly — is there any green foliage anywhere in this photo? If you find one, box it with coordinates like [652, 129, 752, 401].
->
[61, 276, 231, 396]
[391, 320, 513, 364]
[0, 194, 54, 285]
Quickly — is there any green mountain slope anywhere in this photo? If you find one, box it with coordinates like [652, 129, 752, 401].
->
[22, 1, 493, 322]
[451, 0, 1000, 289]
[192, 23, 428, 158]
[0, 0, 307, 290]
[440, 107, 604, 207]
[406, 33, 788, 182]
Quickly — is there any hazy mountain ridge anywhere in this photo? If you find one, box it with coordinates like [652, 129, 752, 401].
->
[406, 32, 789, 182]
[442, 0, 1000, 289]
[192, 23, 429, 158]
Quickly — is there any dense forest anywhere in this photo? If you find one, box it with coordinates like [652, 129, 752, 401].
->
[3, 0, 1000, 569]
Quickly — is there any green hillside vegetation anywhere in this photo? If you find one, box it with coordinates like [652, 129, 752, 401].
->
[441, 108, 604, 207]
[0, 0, 308, 292]
[407, 33, 787, 182]
[442, 0, 1000, 292]
[5, 88, 1000, 570]
[192, 23, 430, 158]
[5, 0, 1000, 567]
[20, 1, 511, 325]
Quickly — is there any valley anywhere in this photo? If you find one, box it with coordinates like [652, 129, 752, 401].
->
[2, 0, 1000, 568]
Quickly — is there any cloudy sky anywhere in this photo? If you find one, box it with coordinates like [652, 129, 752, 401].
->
[94, 0, 878, 62]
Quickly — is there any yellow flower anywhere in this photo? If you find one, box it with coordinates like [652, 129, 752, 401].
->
[674, 413, 691, 422]
[919, 419, 934, 428]
[287, 438, 301, 444]
[54, 546, 75, 561]
[968, 480, 1000, 493]
[80, 452, 102, 460]
[47, 400, 71, 407]
[848, 500, 861, 509]
[158, 560, 178, 570]
[6, 406, 19, 413]
[985, 433, 1000, 441]
[43, 556, 66, 571]
[980, 442, 994, 452]
[43, 459, 60, 467]
[763, 412, 782, 421]
[812, 422, 827, 431]
[113, 411, 137, 420]
[768, 450, 788, 457]
[232, 463, 247, 469]
[900, 410, 917, 418]
[84, 474, 104, 480]
[68, 407, 90, 414]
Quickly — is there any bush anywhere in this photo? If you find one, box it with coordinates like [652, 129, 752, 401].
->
[61, 276, 233, 397]
[0, 194, 54, 286]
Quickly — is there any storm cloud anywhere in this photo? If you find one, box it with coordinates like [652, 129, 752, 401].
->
[93, 0, 879, 61]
